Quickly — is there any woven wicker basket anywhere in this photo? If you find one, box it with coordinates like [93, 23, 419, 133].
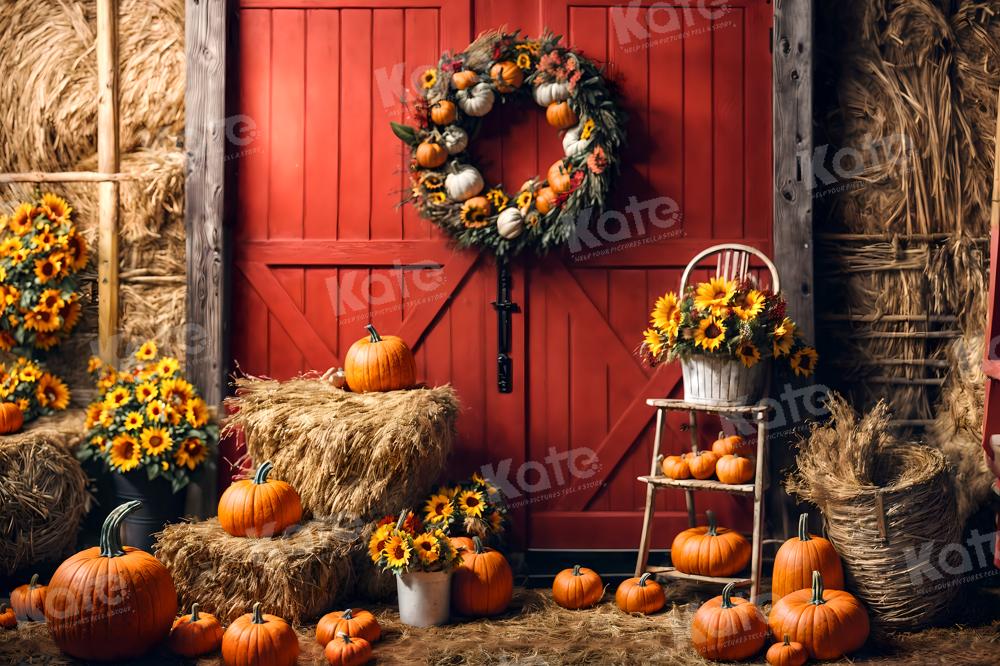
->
[680, 355, 768, 407]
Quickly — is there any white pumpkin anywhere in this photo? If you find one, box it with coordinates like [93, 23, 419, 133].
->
[457, 83, 495, 117]
[562, 125, 592, 157]
[445, 165, 484, 201]
[533, 81, 570, 107]
[441, 126, 468, 155]
[496, 207, 524, 239]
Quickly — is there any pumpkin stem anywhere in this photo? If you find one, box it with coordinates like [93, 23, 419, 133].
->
[706, 510, 718, 537]
[717, 430, 724, 441]
[572, 564, 582, 576]
[28, 573, 38, 589]
[190, 603, 200, 622]
[337, 631, 352, 644]
[366, 323, 382, 343]
[342, 608, 353, 620]
[637, 572, 652, 587]
[251, 602, 265, 624]
[783, 634, 792, 646]
[99, 500, 141, 557]
[797, 513, 811, 542]
[473, 535, 485, 554]
[720, 582, 736, 609]
[810, 570, 826, 606]
[253, 461, 273, 484]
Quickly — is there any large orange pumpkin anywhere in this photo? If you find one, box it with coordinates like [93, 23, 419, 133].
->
[771, 513, 844, 602]
[710, 431, 753, 457]
[451, 70, 478, 90]
[344, 324, 417, 393]
[415, 141, 447, 168]
[168, 603, 223, 658]
[0, 604, 15, 630]
[691, 582, 768, 661]
[218, 461, 303, 538]
[766, 634, 808, 666]
[490, 61, 524, 92]
[768, 571, 869, 660]
[684, 450, 718, 480]
[222, 603, 300, 666]
[671, 510, 750, 577]
[10, 573, 46, 621]
[44, 501, 178, 661]
[452, 536, 513, 617]
[430, 100, 457, 125]
[325, 632, 373, 666]
[316, 608, 381, 645]
[615, 572, 664, 615]
[715, 454, 754, 485]
[546, 101, 578, 129]
[546, 160, 573, 194]
[0, 402, 24, 434]
[661, 454, 691, 480]
[552, 564, 603, 609]
[534, 186, 558, 214]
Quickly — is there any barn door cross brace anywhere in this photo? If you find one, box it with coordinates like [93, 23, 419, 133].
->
[492, 260, 519, 393]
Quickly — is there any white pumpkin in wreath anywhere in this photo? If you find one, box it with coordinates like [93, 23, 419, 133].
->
[562, 124, 592, 157]
[445, 165, 484, 201]
[534, 81, 570, 107]
[457, 83, 495, 117]
[496, 207, 524, 239]
[441, 126, 468, 155]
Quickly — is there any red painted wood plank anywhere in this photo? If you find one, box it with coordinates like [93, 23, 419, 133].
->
[304, 9, 340, 239]
[271, 267, 307, 376]
[565, 238, 773, 268]
[339, 9, 374, 240]
[402, 8, 440, 239]
[371, 9, 406, 240]
[683, 9, 714, 240]
[712, 9, 745, 238]
[744, 2, 772, 240]
[646, 7, 684, 234]
[238, 10, 271, 241]
[397, 249, 478, 351]
[269, 10, 306, 240]
[530, 510, 692, 550]
[235, 239, 452, 264]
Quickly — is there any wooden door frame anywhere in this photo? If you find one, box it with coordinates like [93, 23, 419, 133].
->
[184, 0, 814, 418]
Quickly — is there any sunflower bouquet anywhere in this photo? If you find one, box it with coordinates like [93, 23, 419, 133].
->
[0, 193, 87, 352]
[640, 277, 818, 377]
[77, 341, 218, 493]
[421, 473, 509, 541]
[368, 510, 462, 575]
[0, 356, 71, 421]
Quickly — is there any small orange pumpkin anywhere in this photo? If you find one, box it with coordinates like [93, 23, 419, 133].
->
[452, 70, 478, 90]
[490, 61, 524, 92]
[168, 603, 223, 658]
[344, 324, 417, 393]
[0, 604, 16, 630]
[10, 573, 46, 621]
[218, 461, 303, 538]
[660, 454, 691, 480]
[711, 431, 753, 457]
[415, 141, 448, 168]
[430, 100, 457, 125]
[222, 603, 300, 666]
[534, 186, 558, 214]
[771, 513, 845, 602]
[766, 634, 808, 666]
[0, 402, 24, 434]
[552, 564, 603, 610]
[683, 450, 718, 480]
[325, 632, 373, 666]
[450, 535, 476, 552]
[768, 571, 869, 660]
[546, 101, 578, 129]
[452, 536, 513, 617]
[671, 510, 750, 577]
[691, 582, 768, 661]
[716, 454, 754, 485]
[615, 572, 664, 615]
[316, 608, 381, 645]
[546, 160, 573, 193]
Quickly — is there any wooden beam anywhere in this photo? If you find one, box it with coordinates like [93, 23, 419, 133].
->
[185, 0, 229, 407]
[0, 171, 133, 184]
[97, 0, 120, 364]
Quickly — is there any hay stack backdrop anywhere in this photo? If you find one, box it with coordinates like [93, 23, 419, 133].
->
[815, 0, 995, 521]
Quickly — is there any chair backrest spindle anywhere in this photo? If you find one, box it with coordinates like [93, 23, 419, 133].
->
[679, 244, 780, 295]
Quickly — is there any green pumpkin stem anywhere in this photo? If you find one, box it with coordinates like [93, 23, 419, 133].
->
[783, 634, 792, 646]
[253, 461, 273, 484]
[706, 510, 718, 537]
[365, 324, 382, 343]
[99, 500, 141, 557]
[337, 631, 352, 644]
[473, 536, 485, 554]
[720, 582, 736, 609]
[638, 572, 652, 587]
[190, 603, 200, 622]
[251, 602, 265, 624]
[798, 513, 812, 542]
[28, 573, 39, 589]
[810, 570, 826, 606]
[572, 564, 582, 576]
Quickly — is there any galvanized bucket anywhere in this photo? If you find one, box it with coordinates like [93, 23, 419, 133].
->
[396, 570, 452, 627]
[680, 355, 768, 407]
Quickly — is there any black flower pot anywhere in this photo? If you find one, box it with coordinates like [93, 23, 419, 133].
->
[110, 471, 186, 551]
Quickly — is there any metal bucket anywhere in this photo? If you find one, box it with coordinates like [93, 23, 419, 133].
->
[110, 471, 186, 551]
[681, 355, 768, 407]
[396, 570, 452, 627]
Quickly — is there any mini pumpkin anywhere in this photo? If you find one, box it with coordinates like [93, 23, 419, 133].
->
[430, 99, 457, 125]
[552, 564, 603, 610]
[496, 207, 524, 239]
[344, 324, 417, 393]
[683, 450, 718, 480]
[325, 632, 372, 666]
[450, 535, 476, 552]
[457, 82, 495, 117]
[716, 454, 754, 485]
[452, 536, 513, 617]
[490, 61, 524, 92]
[562, 124, 591, 157]
[533, 80, 570, 107]
[218, 461, 303, 538]
[660, 454, 691, 480]
[771, 513, 845, 602]
[691, 582, 767, 661]
[766, 634, 808, 666]
[671, 510, 750, 577]
[0, 402, 24, 434]
[546, 101, 578, 129]
[10, 573, 46, 621]
[768, 571, 869, 660]
[416, 141, 447, 168]
[0, 604, 15, 630]
[451, 69, 478, 90]
[316, 608, 381, 645]
[546, 160, 573, 194]
[445, 164, 485, 201]
[534, 186, 558, 214]
[222, 603, 300, 666]
[168, 603, 223, 658]
[710, 431, 753, 457]
[441, 126, 468, 154]
[615, 573, 664, 615]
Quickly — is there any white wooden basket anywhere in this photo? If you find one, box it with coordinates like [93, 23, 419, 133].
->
[680, 355, 769, 407]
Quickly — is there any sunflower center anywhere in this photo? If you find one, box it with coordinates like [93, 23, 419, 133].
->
[705, 324, 722, 338]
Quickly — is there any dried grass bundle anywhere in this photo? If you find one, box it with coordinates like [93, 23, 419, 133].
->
[0, 433, 91, 574]
[155, 517, 356, 624]
[224, 378, 458, 521]
[788, 393, 962, 630]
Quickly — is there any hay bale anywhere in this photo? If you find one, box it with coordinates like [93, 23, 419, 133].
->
[0, 433, 91, 575]
[224, 378, 458, 522]
[155, 517, 356, 624]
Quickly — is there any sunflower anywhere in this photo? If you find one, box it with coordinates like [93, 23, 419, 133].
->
[36, 373, 70, 410]
[24, 308, 60, 332]
[420, 173, 444, 190]
[146, 399, 168, 422]
[457, 489, 485, 517]
[164, 405, 184, 426]
[162, 377, 194, 407]
[368, 524, 393, 562]
[428, 191, 447, 205]
[135, 340, 158, 361]
[735, 340, 761, 368]
[650, 291, 680, 331]
[732, 290, 765, 321]
[525, 211, 541, 227]
[104, 386, 131, 410]
[11, 248, 29, 264]
[136, 382, 158, 403]
[175, 437, 208, 470]
[384, 534, 412, 569]
[34, 256, 62, 283]
[516, 52, 532, 69]
[60, 300, 81, 332]
[31, 227, 57, 252]
[0, 285, 18, 306]
[141, 427, 173, 456]
[40, 193, 71, 221]
[8, 203, 35, 235]
[35, 332, 59, 350]
[37, 289, 64, 313]
[459, 200, 490, 228]
[423, 493, 455, 524]
[121, 410, 144, 431]
[485, 188, 509, 211]
[109, 434, 142, 472]
[515, 190, 533, 209]
[790, 346, 818, 377]
[412, 533, 440, 565]
[0, 237, 22, 256]
[773, 317, 796, 357]
[693, 277, 736, 315]
[87, 356, 103, 373]
[16, 398, 29, 412]
[580, 118, 596, 141]
[156, 356, 180, 377]
[693, 316, 727, 352]
[420, 68, 438, 89]
[66, 233, 88, 271]
[643, 328, 666, 359]
[186, 397, 209, 428]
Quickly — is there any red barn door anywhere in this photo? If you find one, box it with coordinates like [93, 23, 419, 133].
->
[231, 0, 773, 549]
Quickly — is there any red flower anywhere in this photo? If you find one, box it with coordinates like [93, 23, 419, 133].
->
[587, 146, 608, 174]
[570, 170, 586, 189]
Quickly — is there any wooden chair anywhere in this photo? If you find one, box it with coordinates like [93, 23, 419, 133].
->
[679, 243, 780, 294]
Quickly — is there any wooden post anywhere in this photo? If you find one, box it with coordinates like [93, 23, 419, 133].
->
[97, 0, 120, 364]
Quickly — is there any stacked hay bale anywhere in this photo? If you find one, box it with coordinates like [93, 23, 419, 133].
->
[0, 0, 187, 396]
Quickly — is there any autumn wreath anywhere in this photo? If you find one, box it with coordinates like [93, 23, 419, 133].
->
[391, 30, 626, 257]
